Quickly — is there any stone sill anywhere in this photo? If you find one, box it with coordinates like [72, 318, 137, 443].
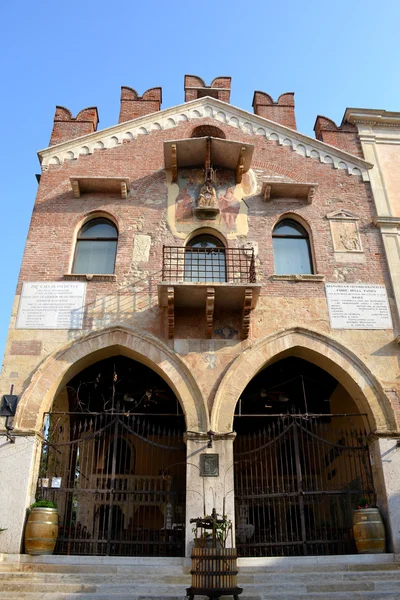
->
[63, 274, 117, 282]
[270, 274, 325, 282]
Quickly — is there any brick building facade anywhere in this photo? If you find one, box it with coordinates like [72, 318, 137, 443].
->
[0, 75, 399, 558]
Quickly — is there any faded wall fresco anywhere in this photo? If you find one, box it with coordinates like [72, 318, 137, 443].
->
[167, 167, 255, 239]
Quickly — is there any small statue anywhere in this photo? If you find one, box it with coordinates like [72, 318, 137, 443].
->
[195, 174, 220, 220]
[197, 180, 218, 209]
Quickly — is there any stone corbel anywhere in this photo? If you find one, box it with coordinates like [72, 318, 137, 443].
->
[71, 179, 81, 198]
[171, 144, 178, 183]
[205, 287, 215, 339]
[167, 287, 174, 339]
[263, 184, 272, 202]
[121, 181, 128, 199]
[241, 288, 253, 339]
[307, 186, 316, 204]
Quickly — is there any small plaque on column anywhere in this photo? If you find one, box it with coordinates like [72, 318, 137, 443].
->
[200, 454, 219, 477]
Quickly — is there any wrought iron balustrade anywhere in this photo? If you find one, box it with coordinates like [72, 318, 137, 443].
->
[162, 246, 256, 284]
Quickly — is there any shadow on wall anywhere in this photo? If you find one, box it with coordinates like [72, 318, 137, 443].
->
[68, 270, 163, 341]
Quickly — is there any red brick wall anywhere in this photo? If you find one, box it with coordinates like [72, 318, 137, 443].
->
[20, 117, 391, 312]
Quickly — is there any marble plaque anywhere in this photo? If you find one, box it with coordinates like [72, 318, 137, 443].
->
[16, 282, 86, 330]
[325, 283, 392, 330]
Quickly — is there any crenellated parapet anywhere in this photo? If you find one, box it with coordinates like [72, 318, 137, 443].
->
[252, 91, 296, 130]
[314, 115, 363, 157]
[184, 74, 231, 103]
[118, 85, 162, 123]
[50, 106, 99, 146]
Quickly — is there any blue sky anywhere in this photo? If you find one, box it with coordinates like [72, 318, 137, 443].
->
[0, 0, 399, 365]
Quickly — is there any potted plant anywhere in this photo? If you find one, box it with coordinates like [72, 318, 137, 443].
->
[25, 499, 59, 555]
[192, 511, 232, 549]
[187, 509, 242, 600]
[352, 497, 385, 553]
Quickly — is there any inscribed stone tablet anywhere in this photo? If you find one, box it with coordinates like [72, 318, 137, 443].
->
[325, 283, 392, 330]
[16, 282, 86, 329]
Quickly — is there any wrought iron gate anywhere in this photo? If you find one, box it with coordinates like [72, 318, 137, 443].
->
[37, 412, 186, 556]
[234, 415, 374, 556]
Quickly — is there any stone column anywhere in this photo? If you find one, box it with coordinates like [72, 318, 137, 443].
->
[369, 435, 400, 553]
[185, 432, 236, 557]
[0, 432, 41, 554]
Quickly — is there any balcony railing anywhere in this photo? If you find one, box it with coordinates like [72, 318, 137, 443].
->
[162, 246, 256, 284]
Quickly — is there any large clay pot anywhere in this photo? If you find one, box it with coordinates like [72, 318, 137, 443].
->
[352, 508, 385, 554]
[25, 507, 58, 555]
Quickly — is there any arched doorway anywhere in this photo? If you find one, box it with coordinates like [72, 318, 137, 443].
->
[37, 356, 186, 556]
[233, 356, 375, 557]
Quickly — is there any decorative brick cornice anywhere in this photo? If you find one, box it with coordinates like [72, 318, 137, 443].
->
[38, 97, 372, 180]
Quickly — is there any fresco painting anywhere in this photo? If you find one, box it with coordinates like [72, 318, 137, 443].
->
[171, 168, 251, 236]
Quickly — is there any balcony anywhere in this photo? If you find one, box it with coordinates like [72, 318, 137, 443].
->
[158, 247, 261, 339]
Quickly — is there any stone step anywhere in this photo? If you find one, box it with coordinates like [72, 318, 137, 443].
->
[1, 580, 400, 596]
[239, 562, 400, 573]
[0, 564, 185, 574]
[0, 572, 190, 583]
[1, 567, 400, 583]
[2, 567, 400, 582]
[1, 560, 399, 574]
[241, 570, 400, 583]
[0, 593, 400, 600]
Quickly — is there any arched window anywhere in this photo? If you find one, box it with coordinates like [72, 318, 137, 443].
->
[185, 234, 226, 282]
[272, 219, 313, 275]
[72, 218, 118, 274]
[191, 125, 226, 139]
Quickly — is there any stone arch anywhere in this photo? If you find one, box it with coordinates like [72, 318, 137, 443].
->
[16, 327, 209, 432]
[212, 327, 396, 432]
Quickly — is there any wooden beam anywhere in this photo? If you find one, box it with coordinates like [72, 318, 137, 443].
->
[167, 286, 175, 339]
[241, 288, 253, 339]
[235, 147, 246, 184]
[171, 144, 178, 183]
[205, 287, 215, 339]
